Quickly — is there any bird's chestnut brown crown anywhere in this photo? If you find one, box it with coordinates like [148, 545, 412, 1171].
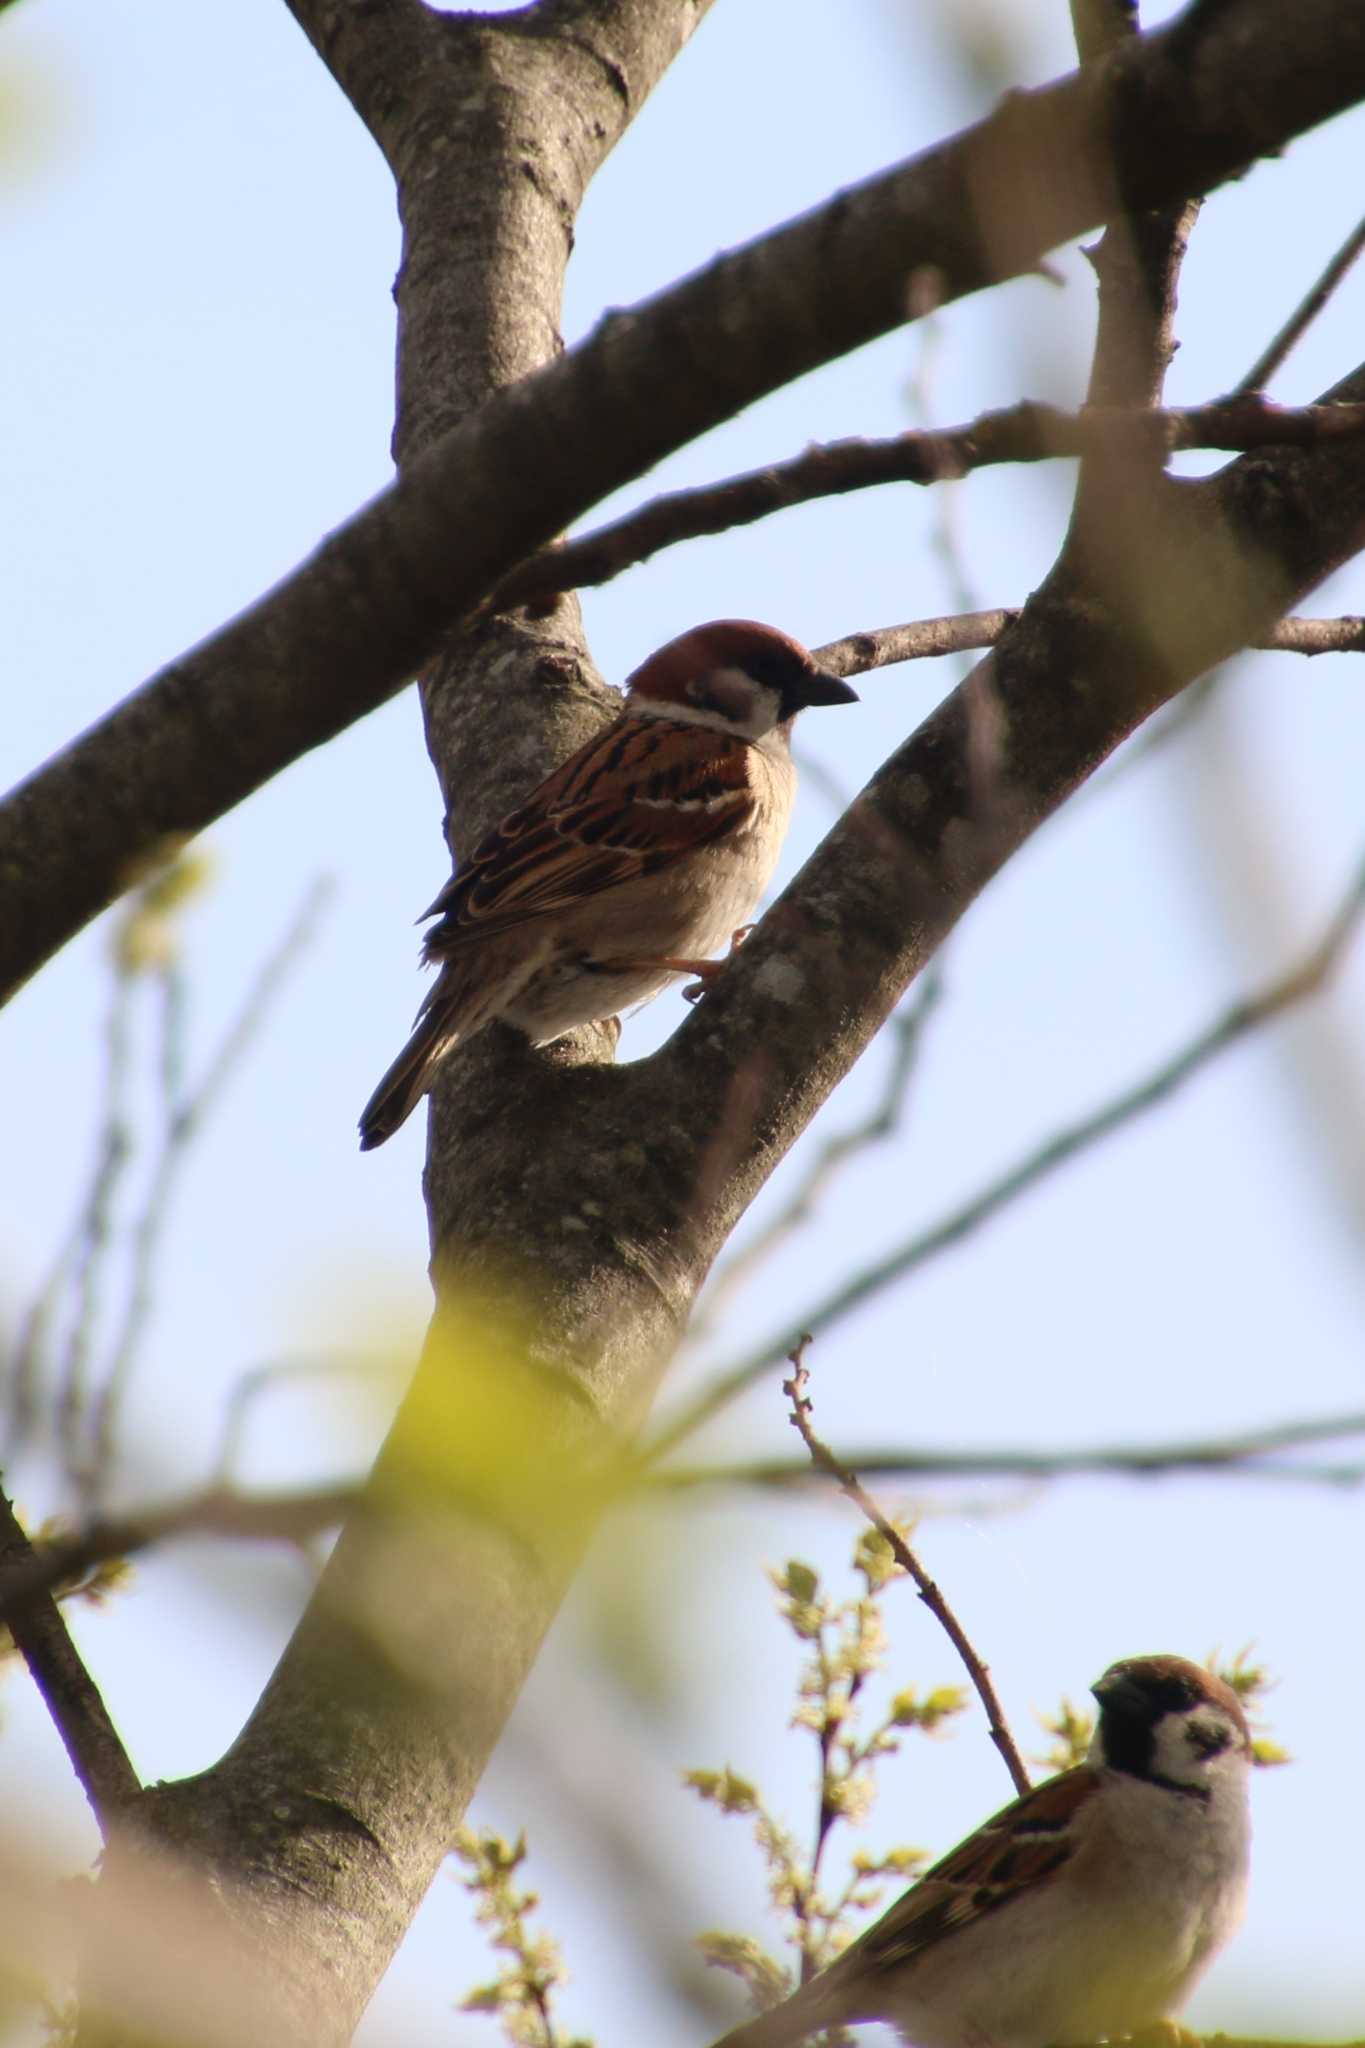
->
[627, 619, 858, 729]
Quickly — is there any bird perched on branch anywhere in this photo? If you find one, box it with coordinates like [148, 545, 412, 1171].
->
[358, 620, 858, 1149]
[707, 1655, 1252, 2048]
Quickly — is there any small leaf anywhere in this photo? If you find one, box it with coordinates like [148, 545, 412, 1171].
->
[683, 1766, 757, 1813]
[461, 1984, 507, 2013]
[782, 1560, 820, 1604]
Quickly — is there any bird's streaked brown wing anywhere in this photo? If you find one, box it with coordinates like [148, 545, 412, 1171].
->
[839, 1767, 1096, 1980]
[420, 716, 756, 951]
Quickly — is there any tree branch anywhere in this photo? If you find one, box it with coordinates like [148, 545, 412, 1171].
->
[5, 0, 1365, 1005]
[0, 1482, 140, 1835]
[491, 398, 1365, 612]
[813, 610, 1365, 674]
[279, 0, 438, 156]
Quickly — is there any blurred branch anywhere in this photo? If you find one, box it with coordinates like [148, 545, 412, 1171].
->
[904, 279, 985, 656]
[0, 1481, 140, 1833]
[80, 877, 334, 1505]
[7, 872, 333, 1502]
[1194, 2038, 1365, 2048]
[689, 970, 945, 1342]
[1064, 0, 1200, 587]
[784, 1348, 1030, 1798]
[661, 1409, 1365, 1493]
[491, 398, 1365, 613]
[0, 1481, 356, 1626]
[1236, 211, 1365, 395]
[7, 1393, 1365, 1643]
[213, 1349, 388, 1485]
[42, 973, 136, 1465]
[650, 849, 1365, 1459]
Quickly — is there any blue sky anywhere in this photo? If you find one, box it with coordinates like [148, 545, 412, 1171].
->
[3, 1, 1364, 2041]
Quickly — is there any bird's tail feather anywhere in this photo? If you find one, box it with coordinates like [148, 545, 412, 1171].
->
[357, 1004, 460, 1150]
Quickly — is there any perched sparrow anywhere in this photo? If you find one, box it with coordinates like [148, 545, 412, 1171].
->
[358, 620, 857, 1148]
[709, 1655, 1252, 2048]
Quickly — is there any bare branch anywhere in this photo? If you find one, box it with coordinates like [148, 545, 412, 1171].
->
[0, 1481, 140, 1833]
[279, 0, 437, 155]
[491, 399, 1365, 614]
[1236, 211, 1365, 395]
[784, 1348, 1031, 1799]
[7, 0, 1365, 1003]
[1263, 614, 1365, 654]
[811, 610, 1365, 675]
[1070, 0, 1138, 67]
[650, 850, 1365, 1459]
[662, 1409, 1365, 1493]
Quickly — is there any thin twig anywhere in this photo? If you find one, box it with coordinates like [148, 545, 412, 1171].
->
[81, 878, 334, 1503]
[50, 971, 136, 1471]
[491, 397, 1365, 614]
[783, 1346, 1030, 1798]
[648, 851, 1365, 1461]
[659, 1408, 1365, 1493]
[811, 609, 1365, 680]
[0, 1480, 140, 1833]
[1236, 213, 1365, 395]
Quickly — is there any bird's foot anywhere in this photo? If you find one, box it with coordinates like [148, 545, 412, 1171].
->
[679, 924, 756, 1000]
[598, 953, 726, 1002]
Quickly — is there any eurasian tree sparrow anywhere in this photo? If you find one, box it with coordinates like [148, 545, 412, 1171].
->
[708, 1655, 1252, 2048]
[359, 620, 857, 1148]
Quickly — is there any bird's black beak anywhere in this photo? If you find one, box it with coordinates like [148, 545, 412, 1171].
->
[1091, 1670, 1147, 1721]
[800, 668, 859, 707]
